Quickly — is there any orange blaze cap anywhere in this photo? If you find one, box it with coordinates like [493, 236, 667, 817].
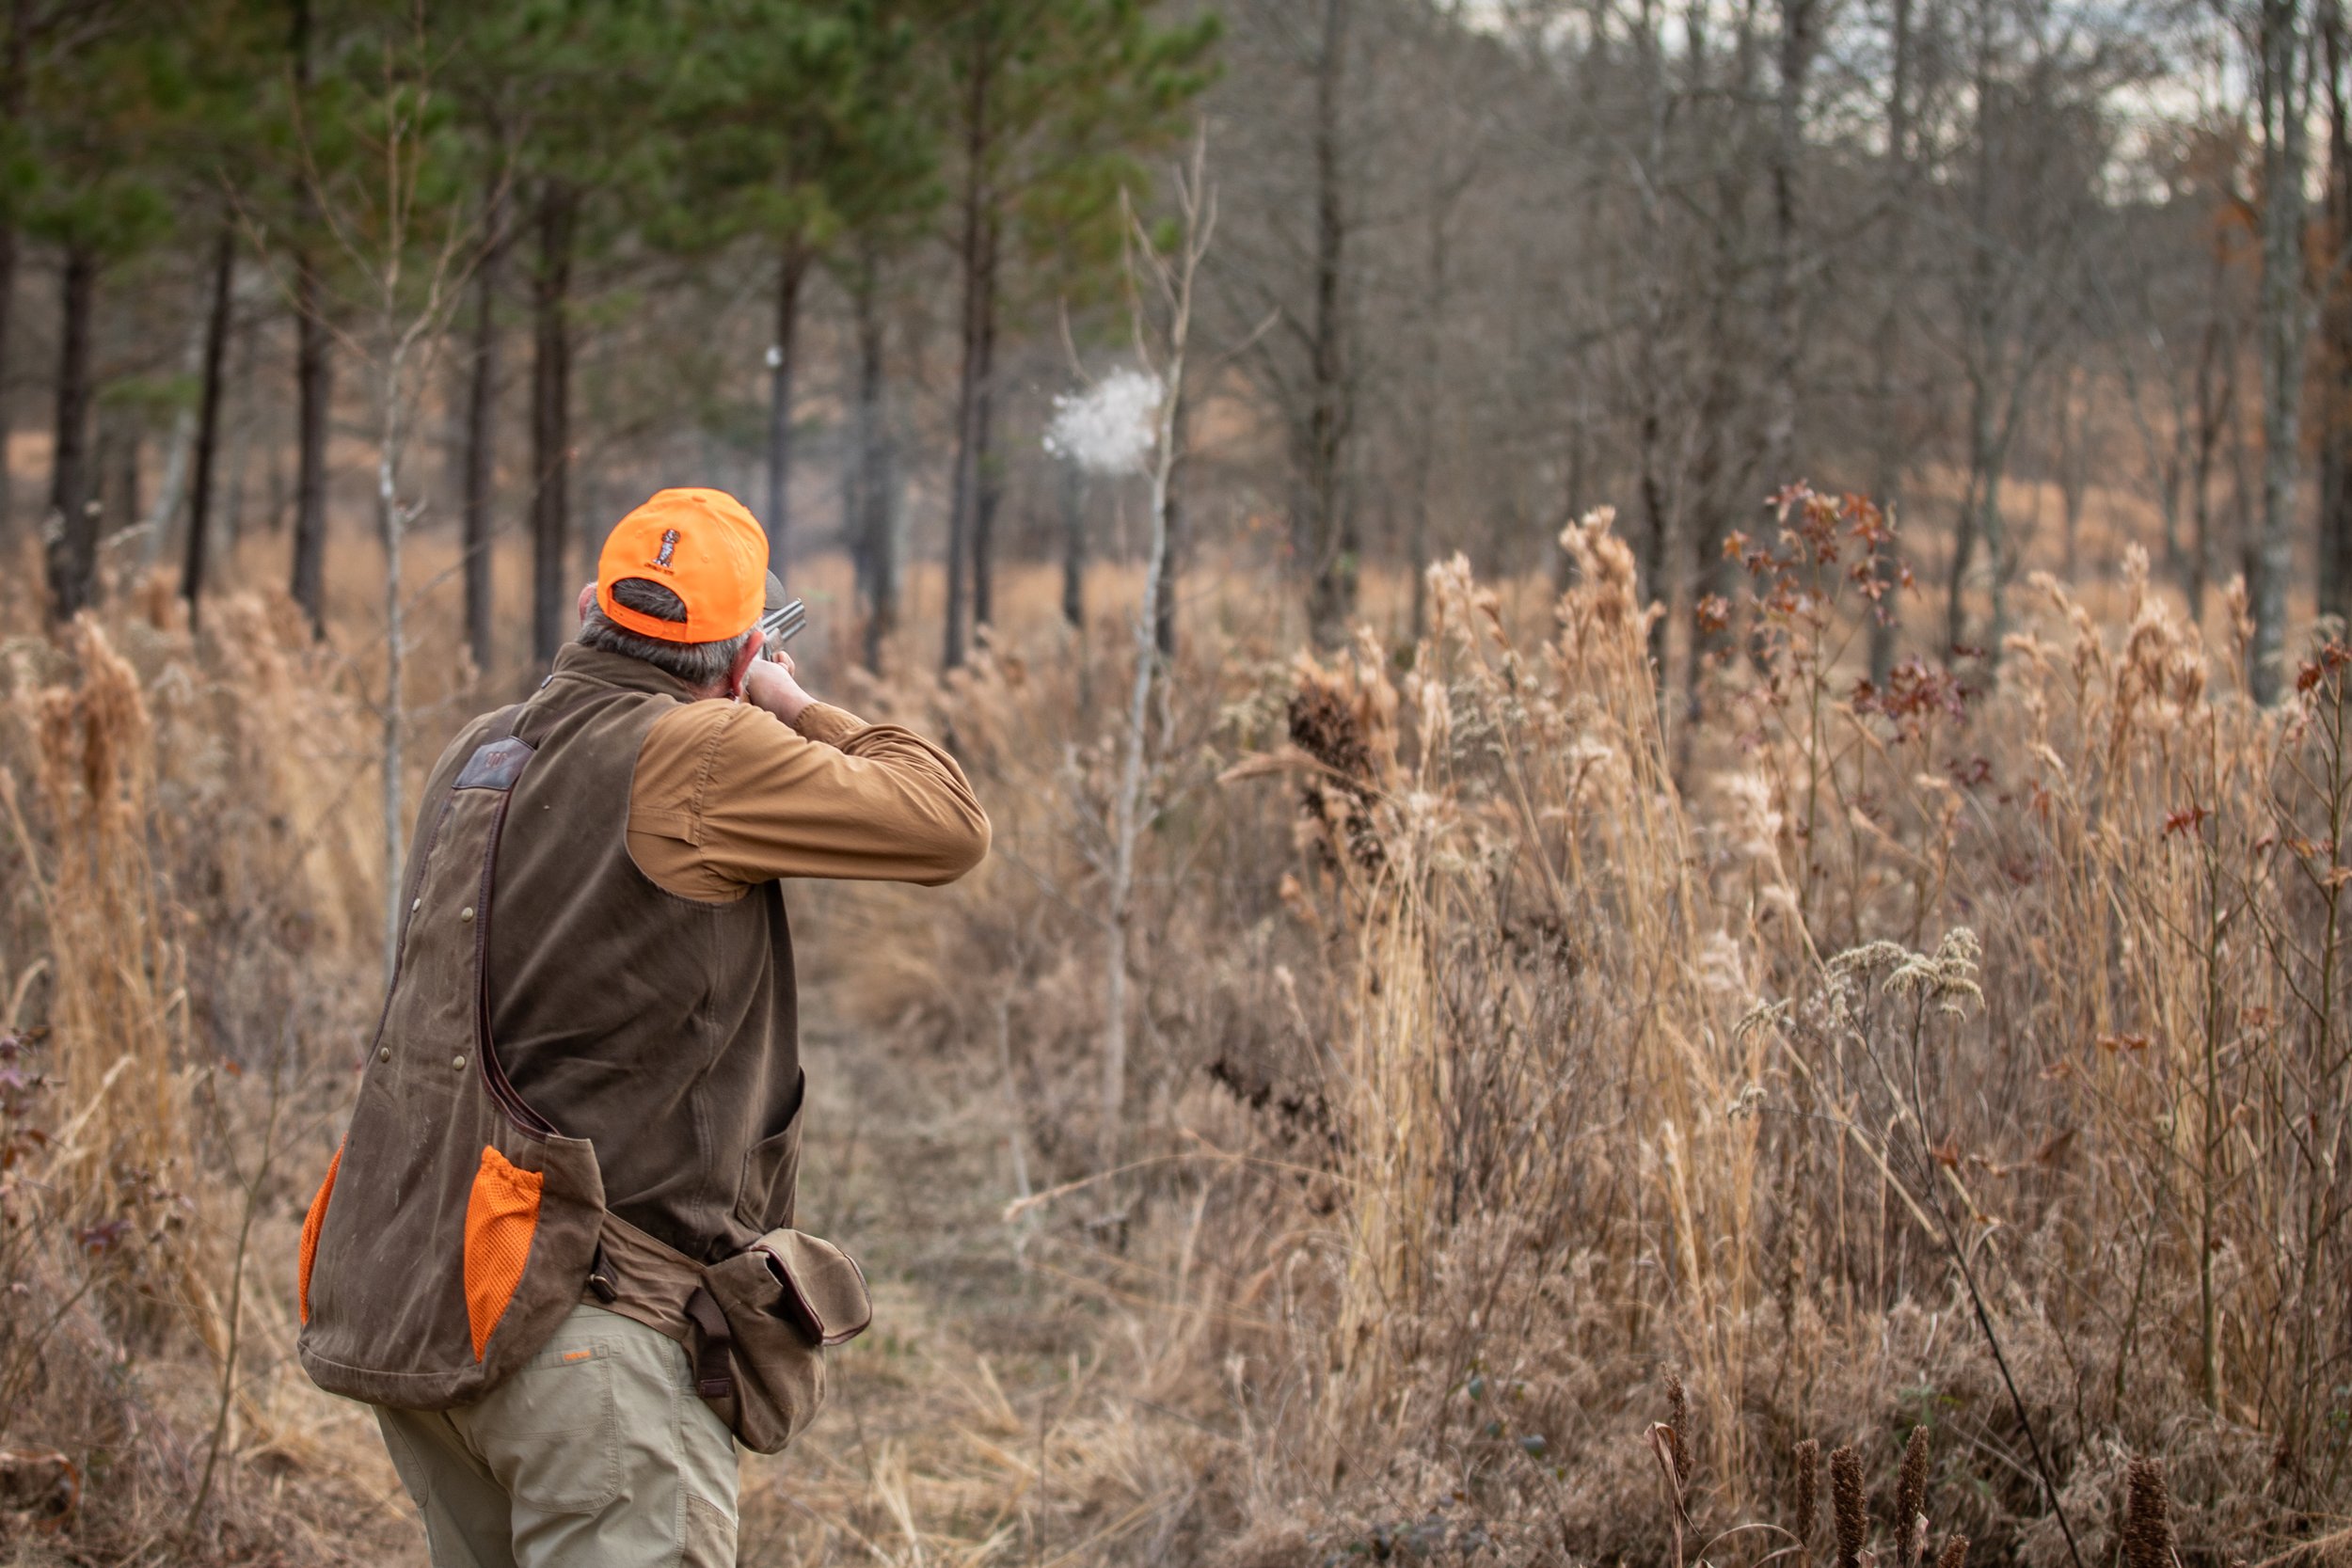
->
[596, 488, 769, 643]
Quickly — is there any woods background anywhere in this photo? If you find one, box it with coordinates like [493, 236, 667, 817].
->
[6, 1, 2352, 1565]
[12, 0, 2337, 687]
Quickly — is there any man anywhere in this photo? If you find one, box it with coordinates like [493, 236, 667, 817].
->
[299, 487, 987, 1567]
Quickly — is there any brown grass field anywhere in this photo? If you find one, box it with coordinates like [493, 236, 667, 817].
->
[3, 471, 2350, 1567]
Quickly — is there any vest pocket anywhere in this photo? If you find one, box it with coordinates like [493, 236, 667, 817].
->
[297, 1141, 343, 1324]
[731, 1078, 805, 1234]
[464, 1145, 546, 1360]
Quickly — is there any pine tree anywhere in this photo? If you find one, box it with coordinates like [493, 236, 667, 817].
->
[651, 0, 932, 586]
[933, 0, 1217, 670]
[19, 2, 181, 619]
[0, 3, 35, 546]
[809, 4, 943, 667]
[169, 0, 278, 627]
[473, 0, 695, 666]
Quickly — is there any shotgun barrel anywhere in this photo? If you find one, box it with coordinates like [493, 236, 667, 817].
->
[758, 599, 805, 659]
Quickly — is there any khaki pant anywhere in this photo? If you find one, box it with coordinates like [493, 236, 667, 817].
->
[374, 1304, 739, 1568]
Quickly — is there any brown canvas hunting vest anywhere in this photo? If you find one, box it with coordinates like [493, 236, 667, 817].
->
[295, 647, 868, 1452]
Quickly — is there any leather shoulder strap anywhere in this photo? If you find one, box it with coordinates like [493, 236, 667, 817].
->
[386, 703, 530, 988]
[448, 705, 551, 1137]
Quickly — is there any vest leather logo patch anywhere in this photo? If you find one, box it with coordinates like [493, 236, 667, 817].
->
[649, 528, 680, 572]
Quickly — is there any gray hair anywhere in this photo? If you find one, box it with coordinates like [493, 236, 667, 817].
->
[577, 577, 754, 689]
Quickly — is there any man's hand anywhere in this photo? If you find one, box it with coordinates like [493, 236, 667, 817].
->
[740, 646, 816, 727]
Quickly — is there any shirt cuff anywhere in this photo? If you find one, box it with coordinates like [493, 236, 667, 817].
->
[790, 701, 866, 747]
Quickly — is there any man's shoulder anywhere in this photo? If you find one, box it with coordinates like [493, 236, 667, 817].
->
[444, 704, 511, 756]
[635, 700, 781, 780]
[643, 696, 780, 759]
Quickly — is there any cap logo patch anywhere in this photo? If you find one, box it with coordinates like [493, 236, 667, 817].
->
[649, 528, 680, 572]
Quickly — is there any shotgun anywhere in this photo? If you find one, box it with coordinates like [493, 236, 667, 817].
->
[757, 598, 805, 660]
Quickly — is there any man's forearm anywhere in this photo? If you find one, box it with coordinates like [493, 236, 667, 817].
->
[740, 652, 815, 726]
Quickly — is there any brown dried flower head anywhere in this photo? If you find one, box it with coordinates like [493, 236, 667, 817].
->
[1831, 1443, 1867, 1568]
[1896, 1426, 1929, 1563]
[1794, 1438, 1820, 1544]
[2122, 1456, 2172, 1568]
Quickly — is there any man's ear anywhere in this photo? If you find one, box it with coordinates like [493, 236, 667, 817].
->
[725, 630, 766, 700]
[576, 582, 597, 624]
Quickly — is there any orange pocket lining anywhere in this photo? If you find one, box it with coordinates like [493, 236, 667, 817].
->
[297, 1141, 342, 1324]
[462, 1145, 545, 1360]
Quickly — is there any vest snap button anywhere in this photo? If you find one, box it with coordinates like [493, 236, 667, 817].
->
[460, 907, 475, 922]
[410, 897, 421, 912]
[379, 1047, 391, 1062]
[453, 1054, 467, 1070]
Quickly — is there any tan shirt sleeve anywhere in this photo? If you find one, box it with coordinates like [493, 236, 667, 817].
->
[628, 697, 991, 902]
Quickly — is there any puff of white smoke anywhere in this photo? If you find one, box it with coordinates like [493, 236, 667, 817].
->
[1042, 369, 1163, 476]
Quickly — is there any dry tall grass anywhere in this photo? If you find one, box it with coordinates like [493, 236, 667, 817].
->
[893, 494, 2352, 1565]
[0, 568, 405, 1561]
[5, 493, 2352, 1566]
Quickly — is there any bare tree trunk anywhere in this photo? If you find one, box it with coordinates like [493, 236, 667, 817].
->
[266, 431, 288, 534]
[1632, 0, 1672, 677]
[944, 18, 993, 672]
[1947, 9, 2003, 659]
[0, 0, 27, 546]
[2191, 269, 2232, 623]
[181, 224, 236, 628]
[1553, 372, 1591, 593]
[288, 0, 331, 637]
[1949, 352, 2035, 656]
[223, 302, 260, 553]
[378, 336, 411, 987]
[1303, 0, 1356, 648]
[290, 251, 334, 634]
[2320, 3, 2352, 626]
[356, 89, 459, 991]
[1947, 371, 1990, 656]
[850, 246, 896, 673]
[137, 309, 208, 578]
[531, 180, 577, 668]
[2058, 364, 2088, 581]
[2314, 8, 2352, 629]
[112, 413, 141, 535]
[1675, 0, 1758, 760]
[0, 217, 14, 551]
[970, 222, 1001, 637]
[463, 170, 506, 673]
[2162, 421, 2187, 579]
[45, 245, 97, 621]
[2236, 407, 2261, 600]
[1760, 0, 1816, 483]
[1060, 462, 1086, 632]
[765, 240, 807, 582]
[1102, 140, 1210, 1176]
[1867, 0, 1914, 682]
[1407, 185, 1451, 642]
[1155, 388, 1188, 660]
[1552, 399, 1588, 594]
[2255, 0, 2312, 703]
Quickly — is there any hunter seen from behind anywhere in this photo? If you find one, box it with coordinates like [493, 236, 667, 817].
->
[0, 0, 2345, 1562]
